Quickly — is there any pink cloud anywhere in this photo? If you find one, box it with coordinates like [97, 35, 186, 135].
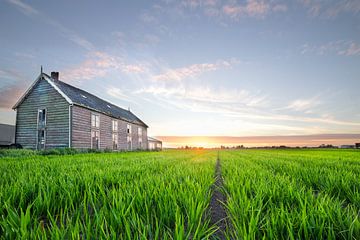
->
[152, 60, 234, 81]
[302, 40, 360, 56]
[62, 51, 147, 82]
[300, 0, 360, 17]
[222, 0, 286, 19]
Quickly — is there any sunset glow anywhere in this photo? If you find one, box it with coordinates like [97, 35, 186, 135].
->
[0, 0, 359, 146]
[158, 134, 360, 148]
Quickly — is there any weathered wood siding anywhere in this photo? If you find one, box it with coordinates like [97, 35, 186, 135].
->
[15, 78, 70, 149]
[71, 105, 91, 149]
[71, 105, 148, 150]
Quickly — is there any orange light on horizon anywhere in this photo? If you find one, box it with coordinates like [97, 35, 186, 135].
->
[156, 134, 360, 148]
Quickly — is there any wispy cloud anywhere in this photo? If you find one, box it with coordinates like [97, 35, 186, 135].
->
[137, 85, 267, 106]
[141, 0, 288, 26]
[0, 69, 31, 109]
[6, 0, 94, 50]
[152, 59, 236, 81]
[301, 40, 360, 56]
[62, 51, 147, 82]
[0, 85, 25, 109]
[299, 0, 360, 17]
[106, 87, 139, 106]
[6, 0, 38, 16]
[222, 0, 287, 19]
[285, 96, 321, 113]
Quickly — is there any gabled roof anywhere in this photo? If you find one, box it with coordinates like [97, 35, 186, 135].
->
[13, 73, 148, 128]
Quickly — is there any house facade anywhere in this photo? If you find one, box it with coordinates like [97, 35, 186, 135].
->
[13, 72, 148, 150]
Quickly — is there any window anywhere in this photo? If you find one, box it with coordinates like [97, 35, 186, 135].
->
[91, 130, 100, 149]
[91, 114, 100, 128]
[127, 124, 132, 150]
[38, 109, 46, 128]
[91, 114, 100, 149]
[112, 120, 118, 132]
[112, 133, 118, 150]
[37, 109, 46, 149]
[138, 127, 143, 148]
[112, 120, 118, 150]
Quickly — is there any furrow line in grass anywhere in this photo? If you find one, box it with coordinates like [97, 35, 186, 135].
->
[209, 152, 228, 240]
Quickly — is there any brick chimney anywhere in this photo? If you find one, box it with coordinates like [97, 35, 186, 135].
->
[51, 71, 59, 81]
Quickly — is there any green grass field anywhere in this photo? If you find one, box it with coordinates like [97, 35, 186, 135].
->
[0, 149, 359, 239]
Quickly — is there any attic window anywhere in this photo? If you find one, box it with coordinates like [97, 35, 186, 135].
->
[107, 105, 111, 108]
[81, 94, 87, 99]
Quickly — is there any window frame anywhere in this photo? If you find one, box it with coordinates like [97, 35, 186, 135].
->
[112, 133, 118, 150]
[37, 108, 47, 128]
[36, 108, 47, 150]
[91, 113, 100, 149]
[91, 130, 100, 149]
[91, 113, 100, 129]
[112, 119, 118, 132]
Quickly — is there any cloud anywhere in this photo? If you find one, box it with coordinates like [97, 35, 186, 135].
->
[301, 40, 360, 56]
[0, 69, 32, 109]
[339, 42, 360, 56]
[106, 87, 138, 105]
[6, 0, 94, 50]
[221, 0, 288, 19]
[223, 0, 271, 18]
[152, 59, 235, 81]
[61, 51, 147, 82]
[299, 0, 360, 17]
[143, 0, 287, 25]
[0, 84, 26, 109]
[285, 97, 321, 112]
[6, 0, 38, 16]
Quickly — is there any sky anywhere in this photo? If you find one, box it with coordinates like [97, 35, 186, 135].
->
[0, 0, 360, 147]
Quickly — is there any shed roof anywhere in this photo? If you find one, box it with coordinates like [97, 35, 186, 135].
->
[148, 137, 162, 143]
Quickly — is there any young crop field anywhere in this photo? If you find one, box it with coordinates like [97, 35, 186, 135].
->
[0, 149, 359, 239]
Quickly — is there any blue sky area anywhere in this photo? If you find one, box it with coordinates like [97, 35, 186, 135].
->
[0, 0, 359, 138]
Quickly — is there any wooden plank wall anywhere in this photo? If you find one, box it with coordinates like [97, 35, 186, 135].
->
[16, 78, 70, 149]
[71, 105, 148, 150]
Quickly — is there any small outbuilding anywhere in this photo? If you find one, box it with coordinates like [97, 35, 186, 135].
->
[0, 124, 15, 147]
[148, 137, 162, 150]
[340, 145, 355, 149]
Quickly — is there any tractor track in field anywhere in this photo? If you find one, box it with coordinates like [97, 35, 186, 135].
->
[209, 153, 228, 240]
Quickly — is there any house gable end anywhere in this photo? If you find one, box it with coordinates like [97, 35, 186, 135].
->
[13, 74, 72, 110]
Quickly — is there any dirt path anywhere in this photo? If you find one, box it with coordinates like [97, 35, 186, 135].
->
[209, 153, 228, 239]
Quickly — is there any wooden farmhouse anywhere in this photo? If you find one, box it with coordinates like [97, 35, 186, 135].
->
[13, 71, 152, 151]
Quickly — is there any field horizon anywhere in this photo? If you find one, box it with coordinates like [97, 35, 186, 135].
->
[156, 133, 360, 148]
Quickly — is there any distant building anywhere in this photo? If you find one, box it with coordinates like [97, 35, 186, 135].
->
[148, 137, 162, 150]
[355, 143, 360, 149]
[340, 145, 355, 149]
[0, 124, 15, 147]
[13, 72, 149, 150]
